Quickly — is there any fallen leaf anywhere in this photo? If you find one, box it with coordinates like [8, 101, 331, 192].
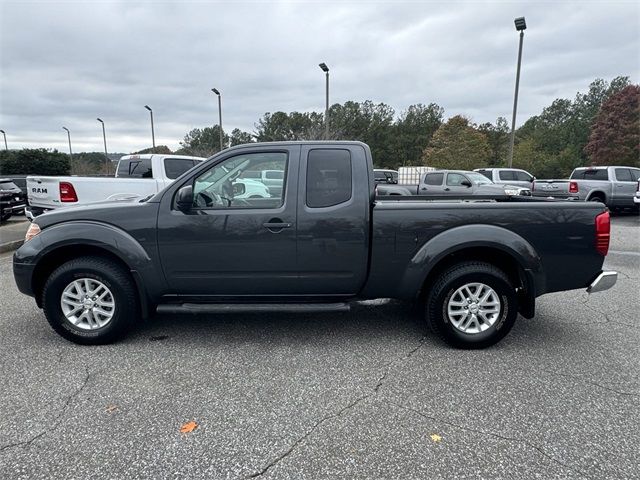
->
[430, 433, 442, 443]
[105, 404, 118, 414]
[180, 421, 198, 434]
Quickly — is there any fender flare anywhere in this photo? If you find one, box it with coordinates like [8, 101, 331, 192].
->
[585, 190, 607, 202]
[398, 224, 545, 298]
[18, 221, 163, 316]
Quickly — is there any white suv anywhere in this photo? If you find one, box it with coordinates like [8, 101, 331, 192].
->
[474, 168, 535, 188]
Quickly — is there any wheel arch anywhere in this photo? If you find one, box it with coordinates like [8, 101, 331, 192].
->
[402, 225, 544, 319]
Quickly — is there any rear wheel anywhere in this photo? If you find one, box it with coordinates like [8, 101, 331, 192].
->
[426, 262, 518, 349]
[42, 257, 138, 345]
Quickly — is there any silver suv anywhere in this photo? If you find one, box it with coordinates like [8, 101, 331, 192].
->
[474, 168, 535, 188]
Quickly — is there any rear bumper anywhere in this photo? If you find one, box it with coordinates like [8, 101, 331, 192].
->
[1, 201, 26, 213]
[586, 271, 617, 294]
[25, 206, 48, 221]
[531, 193, 579, 201]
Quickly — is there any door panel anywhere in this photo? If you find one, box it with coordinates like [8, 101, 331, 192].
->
[613, 168, 636, 206]
[157, 146, 300, 296]
[295, 145, 370, 295]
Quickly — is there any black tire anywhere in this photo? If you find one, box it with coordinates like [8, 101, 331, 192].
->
[42, 256, 138, 345]
[426, 262, 518, 349]
[1, 212, 12, 222]
[589, 195, 605, 204]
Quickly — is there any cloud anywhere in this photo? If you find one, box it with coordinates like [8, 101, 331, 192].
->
[1, 0, 638, 153]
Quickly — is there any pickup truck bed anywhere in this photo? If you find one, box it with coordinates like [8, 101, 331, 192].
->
[13, 141, 616, 349]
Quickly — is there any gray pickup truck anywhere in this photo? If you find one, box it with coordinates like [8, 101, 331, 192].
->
[532, 166, 640, 211]
[376, 169, 531, 197]
[13, 141, 616, 349]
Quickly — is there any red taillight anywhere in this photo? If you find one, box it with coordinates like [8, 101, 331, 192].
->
[595, 211, 610, 256]
[569, 181, 579, 194]
[59, 182, 78, 202]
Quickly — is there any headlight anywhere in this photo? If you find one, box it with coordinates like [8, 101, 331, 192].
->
[25, 223, 41, 242]
[504, 188, 519, 196]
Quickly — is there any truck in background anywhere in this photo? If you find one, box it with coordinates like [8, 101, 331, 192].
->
[25, 154, 204, 219]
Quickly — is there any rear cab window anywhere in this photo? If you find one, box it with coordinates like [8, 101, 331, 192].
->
[499, 171, 516, 181]
[164, 158, 197, 179]
[117, 158, 153, 178]
[571, 169, 609, 181]
[306, 149, 352, 208]
[476, 170, 492, 180]
[614, 168, 634, 182]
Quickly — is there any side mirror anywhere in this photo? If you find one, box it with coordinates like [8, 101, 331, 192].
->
[461, 180, 472, 187]
[530, 176, 536, 182]
[176, 185, 193, 211]
[233, 182, 246, 196]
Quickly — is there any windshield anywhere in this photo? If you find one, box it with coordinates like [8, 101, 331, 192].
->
[466, 172, 493, 185]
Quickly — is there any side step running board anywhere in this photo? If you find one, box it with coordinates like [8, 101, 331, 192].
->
[156, 302, 351, 314]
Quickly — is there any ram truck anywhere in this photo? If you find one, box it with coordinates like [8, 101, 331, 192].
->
[13, 141, 617, 349]
[25, 154, 204, 219]
[532, 166, 640, 211]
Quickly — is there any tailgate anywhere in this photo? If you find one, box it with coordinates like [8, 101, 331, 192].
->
[532, 179, 571, 197]
[27, 176, 63, 208]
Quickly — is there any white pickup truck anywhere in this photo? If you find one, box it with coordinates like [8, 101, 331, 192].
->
[26, 154, 205, 219]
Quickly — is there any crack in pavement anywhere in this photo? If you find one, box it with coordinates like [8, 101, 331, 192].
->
[387, 400, 602, 480]
[579, 296, 637, 329]
[0, 365, 93, 453]
[243, 336, 427, 479]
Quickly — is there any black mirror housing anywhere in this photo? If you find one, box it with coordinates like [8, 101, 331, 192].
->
[461, 180, 472, 187]
[176, 185, 193, 211]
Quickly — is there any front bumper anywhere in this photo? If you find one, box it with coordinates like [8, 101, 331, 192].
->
[586, 271, 617, 294]
[633, 194, 640, 204]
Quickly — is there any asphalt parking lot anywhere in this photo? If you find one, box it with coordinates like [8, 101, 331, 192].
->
[0, 215, 638, 479]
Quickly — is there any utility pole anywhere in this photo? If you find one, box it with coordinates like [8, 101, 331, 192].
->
[507, 17, 527, 168]
[319, 63, 330, 139]
[212, 88, 224, 151]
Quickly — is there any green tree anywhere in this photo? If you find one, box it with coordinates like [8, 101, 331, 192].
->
[133, 145, 173, 155]
[254, 111, 324, 141]
[393, 103, 444, 167]
[179, 126, 228, 157]
[230, 128, 254, 146]
[478, 117, 509, 166]
[584, 84, 640, 167]
[421, 116, 491, 170]
[0, 149, 70, 175]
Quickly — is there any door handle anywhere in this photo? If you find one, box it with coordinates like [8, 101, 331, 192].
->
[263, 222, 292, 228]
[420, 187, 427, 191]
[444, 188, 450, 191]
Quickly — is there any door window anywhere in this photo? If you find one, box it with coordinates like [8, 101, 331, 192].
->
[499, 170, 516, 181]
[306, 149, 352, 208]
[191, 152, 287, 209]
[615, 168, 633, 182]
[446, 173, 468, 186]
[164, 158, 197, 179]
[424, 173, 444, 185]
[630, 169, 640, 181]
[514, 171, 533, 182]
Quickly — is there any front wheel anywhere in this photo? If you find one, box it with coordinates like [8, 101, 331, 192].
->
[42, 257, 138, 345]
[426, 262, 518, 349]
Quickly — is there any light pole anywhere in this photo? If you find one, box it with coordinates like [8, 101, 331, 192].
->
[319, 62, 330, 139]
[144, 105, 156, 152]
[0, 130, 7, 151]
[211, 88, 223, 151]
[62, 126, 73, 165]
[97, 118, 109, 174]
[507, 16, 527, 168]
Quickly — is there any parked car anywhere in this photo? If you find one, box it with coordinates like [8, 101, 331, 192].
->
[635, 179, 640, 205]
[0, 179, 27, 221]
[474, 168, 535, 188]
[532, 166, 640, 210]
[376, 170, 531, 197]
[26, 154, 204, 219]
[374, 169, 399, 184]
[14, 141, 616, 349]
[4, 176, 28, 196]
[239, 169, 284, 198]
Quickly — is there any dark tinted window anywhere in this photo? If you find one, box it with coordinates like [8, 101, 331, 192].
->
[615, 168, 633, 181]
[514, 171, 533, 181]
[477, 170, 492, 180]
[118, 158, 153, 178]
[306, 149, 352, 208]
[164, 158, 196, 179]
[499, 171, 516, 181]
[630, 169, 640, 181]
[571, 169, 608, 181]
[424, 173, 444, 185]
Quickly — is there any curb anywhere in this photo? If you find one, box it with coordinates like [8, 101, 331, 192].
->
[0, 240, 23, 254]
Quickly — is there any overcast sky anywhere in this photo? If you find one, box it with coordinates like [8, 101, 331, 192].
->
[1, 0, 638, 153]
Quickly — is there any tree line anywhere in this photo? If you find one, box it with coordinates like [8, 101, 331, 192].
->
[1, 75, 637, 178]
